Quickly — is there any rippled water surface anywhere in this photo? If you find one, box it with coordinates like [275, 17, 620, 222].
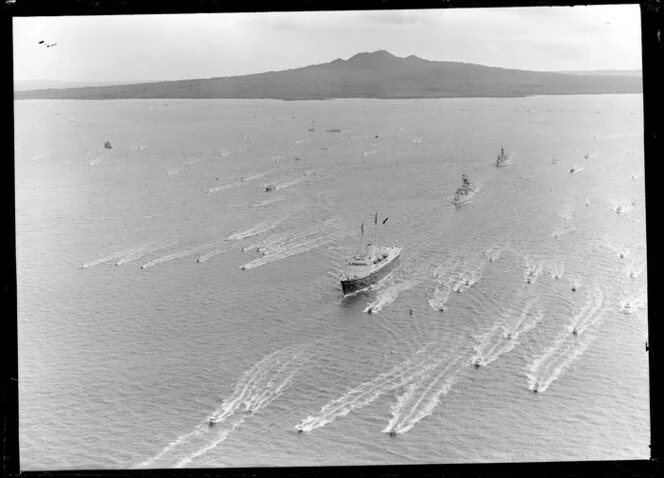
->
[15, 96, 648, 469]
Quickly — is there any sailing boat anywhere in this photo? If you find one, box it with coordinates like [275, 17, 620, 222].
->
[339, 214, 402, 295]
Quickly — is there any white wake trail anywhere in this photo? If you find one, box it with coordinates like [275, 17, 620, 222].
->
[383, 355, 464, 434]
[525, 285, 604, 393]
[139, 343, 313, 468]
[295, 343, 445, 432]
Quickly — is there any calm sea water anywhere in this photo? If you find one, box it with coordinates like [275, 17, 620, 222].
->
[15, 95, 648, 470]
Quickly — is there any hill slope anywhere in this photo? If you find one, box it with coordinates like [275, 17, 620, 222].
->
[14, 50, 642, 100]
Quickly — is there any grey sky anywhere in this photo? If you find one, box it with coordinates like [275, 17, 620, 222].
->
[13, 5, 642, 83]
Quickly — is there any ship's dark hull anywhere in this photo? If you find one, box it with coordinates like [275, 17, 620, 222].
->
[341, 254, 400, 295]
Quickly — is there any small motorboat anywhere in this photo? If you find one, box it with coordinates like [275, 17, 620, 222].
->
[104, 140, 113, 149]
[473, 359, 481, 369]
[506, 333, 512, 340]
[389, 431, 396, 437]
[265, 185, 276, 192]
[533, 384, 539, 393]
[572, 328, 578, 336]
[571, 286, 577, 292]
[208, 417, 216, 426]
[409, 309, 414, 316]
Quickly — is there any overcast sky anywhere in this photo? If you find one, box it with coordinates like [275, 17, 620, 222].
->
[13, 5, 642, 83]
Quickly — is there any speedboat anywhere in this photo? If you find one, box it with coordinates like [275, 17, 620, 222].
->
[533, 384, 539, 393]
[473, 359, 481, 368]
[208, 417, 216, 426]
[265, 185, 276, 192]
[389, 431, 396, 438]
[104, 140, 112, 149]
[572, 328, 578, 336]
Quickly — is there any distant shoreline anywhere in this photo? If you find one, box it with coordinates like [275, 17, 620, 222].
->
[14, 92, 643, 102]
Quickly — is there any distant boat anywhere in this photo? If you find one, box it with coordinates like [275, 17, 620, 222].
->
[496, 147, 509, 167]
[265, 185, 276, 192]
[453, 174, 477, 206]
[308, 120, 316, 132]
[340, 215, 401, 295]
[104, 140, 113, 149]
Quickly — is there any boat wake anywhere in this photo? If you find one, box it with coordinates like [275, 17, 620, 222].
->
[382, 354, 465, 435]
[547, 261, 566, 280]
[428, 251, 496, 309]
[141, 243, 218, 269]
[551, 224, 577, 239]
[470, 297, 543, 368]
[428, 281, 453, 312]
[619, 288, 647, 315]
[625, 256, 646, 279]
[251, 197, 285, 208]
[598, 234, 630, 259]
[244, 219, 343, 255]
[482, 245, 503, 263]
[82, 241, 173, 269]
[240, 220, 351, 271]
[272, 177, 305, 191]
[137, 343, 314, 469]
[295, 341, 448, 433]
[242, 172, 268, 182]
[525, 285, 604, 393]
[196, 244, 236, 264]
[523, 257, 544, 284]
[568, 275, 582, 291]
[207, 180, 243, 194]
[609, 200, 637, 215]
[227, 216, 290, 241]
[364, 278, 416, 314]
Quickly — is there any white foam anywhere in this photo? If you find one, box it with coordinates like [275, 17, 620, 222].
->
[296, 343, 444, 433]
[140, 244, 214, 269]
[526, 285, 604, 392]
[141, 343, 313, 468]
[384, 356, 463, 434]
